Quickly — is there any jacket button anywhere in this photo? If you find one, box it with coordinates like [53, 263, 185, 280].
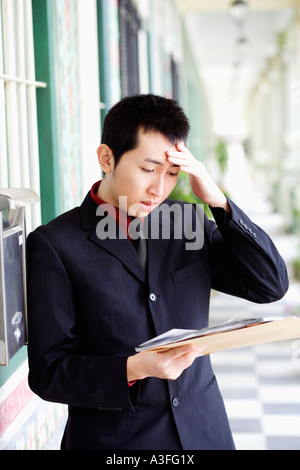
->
[149, 292, 157, 302]
[172, 397, 180, 408]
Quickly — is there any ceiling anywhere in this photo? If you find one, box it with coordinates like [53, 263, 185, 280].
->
[176, 0, 300, 136]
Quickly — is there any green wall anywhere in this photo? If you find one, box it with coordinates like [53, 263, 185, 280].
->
[32, 0, 61, 224]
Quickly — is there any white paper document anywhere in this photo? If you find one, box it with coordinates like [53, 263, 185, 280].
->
[136, 315, 300, 355]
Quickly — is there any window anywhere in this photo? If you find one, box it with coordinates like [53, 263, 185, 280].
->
[171, 56, 180, 101]
[0, 0, 43, 231]
[118, 0, 140, 97]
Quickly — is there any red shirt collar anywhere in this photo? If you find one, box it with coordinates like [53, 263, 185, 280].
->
[90, 180, 106, 206]
[91, 180, 143, 238]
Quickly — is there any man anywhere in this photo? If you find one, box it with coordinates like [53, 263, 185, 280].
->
[27, 94, 288, 450]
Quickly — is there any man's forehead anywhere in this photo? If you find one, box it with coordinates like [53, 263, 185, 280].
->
[132, 129, 179, 166]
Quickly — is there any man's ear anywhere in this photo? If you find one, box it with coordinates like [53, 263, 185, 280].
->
[97, 144, 114, 174]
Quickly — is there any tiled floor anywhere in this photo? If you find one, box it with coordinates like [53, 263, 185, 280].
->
[210, 291, 300, 450]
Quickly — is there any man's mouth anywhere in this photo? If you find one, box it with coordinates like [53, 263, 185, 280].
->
[139, 201, 157, 212]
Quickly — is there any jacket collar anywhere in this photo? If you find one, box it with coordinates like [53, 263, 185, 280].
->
[79, 191, 171, 286]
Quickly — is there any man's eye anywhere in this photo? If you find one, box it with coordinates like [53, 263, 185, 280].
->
[141, 168, 154, 173]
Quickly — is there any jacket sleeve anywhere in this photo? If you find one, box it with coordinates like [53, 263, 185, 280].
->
[26, 229, 135, 411]
[208, 198, 289, 303]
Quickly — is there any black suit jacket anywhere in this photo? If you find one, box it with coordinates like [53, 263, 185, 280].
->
[26, 192, 288, 450]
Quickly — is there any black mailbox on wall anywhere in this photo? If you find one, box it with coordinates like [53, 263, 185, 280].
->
[0, 189, 39, 365]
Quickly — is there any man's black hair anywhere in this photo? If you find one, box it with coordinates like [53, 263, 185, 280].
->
[101, 94, 190, 168]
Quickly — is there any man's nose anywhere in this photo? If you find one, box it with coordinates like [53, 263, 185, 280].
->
[149, 177, 164, 197]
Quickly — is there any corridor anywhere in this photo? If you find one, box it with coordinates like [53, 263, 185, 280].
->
[210, 153, 300, 450]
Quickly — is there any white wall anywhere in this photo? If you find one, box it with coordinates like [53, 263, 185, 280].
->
[77, 0, 102, 196]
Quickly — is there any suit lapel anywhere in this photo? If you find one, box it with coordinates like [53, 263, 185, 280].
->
[90, 231, 147, 282]
[79, 192, 146, 283]
[79, 192, 172, 286]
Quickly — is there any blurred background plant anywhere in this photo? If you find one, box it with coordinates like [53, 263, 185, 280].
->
[169, 171, 211, 218]
[215, 139, 229, 175]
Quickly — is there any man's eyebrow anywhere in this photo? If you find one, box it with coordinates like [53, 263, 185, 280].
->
[143, 158, 179, 168]
[144, 157, 163, 165]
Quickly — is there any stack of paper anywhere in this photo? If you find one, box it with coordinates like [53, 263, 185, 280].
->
[136, 315, 300, 355]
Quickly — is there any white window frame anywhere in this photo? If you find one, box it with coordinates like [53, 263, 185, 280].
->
[0, 0, 46, 230]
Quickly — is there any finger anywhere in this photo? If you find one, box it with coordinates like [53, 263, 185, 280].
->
[168, 344, 206, 360]
[167, 150, 192, 161]
[176, 142, 195, 158]
[173, 347, 199, 370]
[169, 344, 196, 358]
[176, 163, 200, 178]
[166, 151, 199, 171]
[155, 344, 193, 358]
[167, 155, 195, 170]
[178, 166, 194, 175]
[176, 142, 187, 152]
